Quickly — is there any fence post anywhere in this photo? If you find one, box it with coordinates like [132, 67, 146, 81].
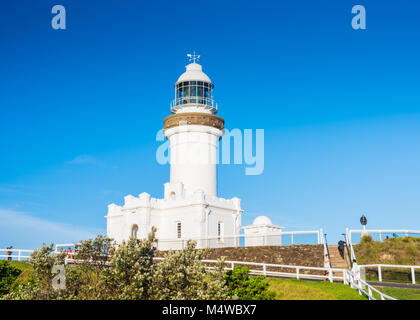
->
[263, 264, 267, 276]
[412, 267, 416, 285]
[379, 232, 382, 242]
[368, 286, 372, 300]
[296, 267, 300, 280]
[231, 262, 234, 270]
[18, 250, 21, 261]
[329, 268, 333, 283]
[378, 265, 382, 282]
[291, 233, 294, 246]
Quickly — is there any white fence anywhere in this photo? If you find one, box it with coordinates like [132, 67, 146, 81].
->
[0, 249, 33, 261]
[344, 269, 397, 300]
[155, 230, 322, 250]
[347, 229, 420, 244]
[359, 264, 420, 285]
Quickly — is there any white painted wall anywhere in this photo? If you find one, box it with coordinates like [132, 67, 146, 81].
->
[106, 182, 243, 250]
[164, 125, 223, 197]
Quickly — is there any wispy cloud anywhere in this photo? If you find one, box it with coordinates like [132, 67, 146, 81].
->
[65, 155, 117, 169]
[0, 209, 104, 249]
[66, 155, 101, 165]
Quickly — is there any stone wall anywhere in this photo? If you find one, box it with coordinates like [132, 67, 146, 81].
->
[204, 245, 324, 267]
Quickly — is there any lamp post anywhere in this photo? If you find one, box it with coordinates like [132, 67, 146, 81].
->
[360, 215, 368, 238]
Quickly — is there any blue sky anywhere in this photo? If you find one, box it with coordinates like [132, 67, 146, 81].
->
[1, 0, 419, 248]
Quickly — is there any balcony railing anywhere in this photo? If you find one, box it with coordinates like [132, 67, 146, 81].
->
[171, 96, 217, 113]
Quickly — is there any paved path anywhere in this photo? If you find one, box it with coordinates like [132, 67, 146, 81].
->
[367, 281, 420, 289]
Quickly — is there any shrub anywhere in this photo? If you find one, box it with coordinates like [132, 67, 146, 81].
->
[4, 228, 232, 300]
[224, 266, 275, 300]
[0, 261, 22, 296]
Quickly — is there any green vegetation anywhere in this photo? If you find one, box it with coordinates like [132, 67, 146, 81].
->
[0, 261, 22, 296]
[225, 266, 275, 300]
[1, 230, 272, 300]
[354, 235, 420, 265]
[354, 235, 420, 283]
[267, 278, 367, 300]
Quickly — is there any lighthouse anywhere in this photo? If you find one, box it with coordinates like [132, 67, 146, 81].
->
[106, 55, 243, 249]
[164, 54, 224, 196]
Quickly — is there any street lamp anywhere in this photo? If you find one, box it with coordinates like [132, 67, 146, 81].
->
[360, 215, 368, 237]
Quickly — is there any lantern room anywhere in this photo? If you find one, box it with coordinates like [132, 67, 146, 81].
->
[171, 61, 217, 114]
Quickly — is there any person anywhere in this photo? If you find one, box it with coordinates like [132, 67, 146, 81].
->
[324, 254, 331, 280]
[5, 246, 12, 261]
[385, 236, 389, 240]
[352, 259, 361, 286]
[337, 240, 345, 258]
[67, 247, 74, 259]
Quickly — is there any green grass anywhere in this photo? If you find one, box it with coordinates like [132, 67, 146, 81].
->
[267, 278, 367, 300]
[372, 286, 420, 300]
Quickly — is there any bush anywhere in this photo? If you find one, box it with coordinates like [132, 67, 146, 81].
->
[4, 228, 231, 300]
[224, 266, 275, 300]
[0, 261, 22, 296]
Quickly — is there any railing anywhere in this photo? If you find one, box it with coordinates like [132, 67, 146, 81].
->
[347, 229, 420, 244]
[0, 249, 33, 261]
[358, 264, 420, 285]
[171, 96, 217, 112]
[346, 228, 358, 264]
[344, 269, 397, 300]
[319, 230, 333, 282]
[154, 230, 321, 251]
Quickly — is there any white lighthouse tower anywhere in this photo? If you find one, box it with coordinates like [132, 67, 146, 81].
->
[165, 54, 223, 196]
[106, 55, 243, 249]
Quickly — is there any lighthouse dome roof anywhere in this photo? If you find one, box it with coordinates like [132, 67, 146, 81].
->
[252, 216, 273, 226]
[177, 63, 212, 83]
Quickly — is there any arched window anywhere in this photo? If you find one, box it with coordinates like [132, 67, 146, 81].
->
[131, 224, 139, 238]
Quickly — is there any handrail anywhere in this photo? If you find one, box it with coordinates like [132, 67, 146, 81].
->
[346, 228, 357, 264]
[344, 269, 397, 300]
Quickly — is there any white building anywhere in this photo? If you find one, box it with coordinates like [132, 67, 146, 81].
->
[243, 216, 284, 247]
[106, 56, 282, 249]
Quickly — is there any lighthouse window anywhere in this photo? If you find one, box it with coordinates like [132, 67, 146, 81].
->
[177, 222, 182, 239]
[174, 81, 214, 106]
[218, 222, 224, 241]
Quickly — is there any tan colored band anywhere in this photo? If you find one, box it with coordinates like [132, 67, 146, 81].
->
[164, 112, 224, 130]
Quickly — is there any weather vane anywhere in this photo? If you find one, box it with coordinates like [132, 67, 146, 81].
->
[187, 52, 200, 63]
